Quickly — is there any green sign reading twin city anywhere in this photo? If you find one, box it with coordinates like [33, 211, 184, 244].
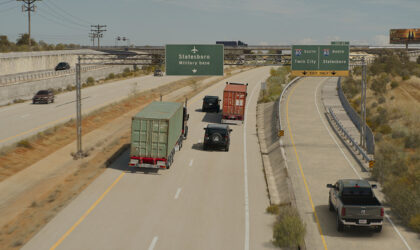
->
[291, 45, 349, 77]
[165, 44, 224, 76]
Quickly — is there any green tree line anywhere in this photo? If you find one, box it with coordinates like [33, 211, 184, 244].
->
[0, 34, 80, 53]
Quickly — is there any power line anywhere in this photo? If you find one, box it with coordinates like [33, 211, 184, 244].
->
[17, 0, 42, 46]
[91, 24, 106, 48]
[0, 5, 18, 13]
[44, 0, 92, 25]
[40, 1, 88, 28]
[36, 11, 86, 31]
[0, 0, 14, 6]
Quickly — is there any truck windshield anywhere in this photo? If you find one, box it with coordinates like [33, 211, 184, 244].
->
[342, 187, 372, 196]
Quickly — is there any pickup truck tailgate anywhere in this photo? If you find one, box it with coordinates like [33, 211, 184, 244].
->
[342, 206, 383, 224]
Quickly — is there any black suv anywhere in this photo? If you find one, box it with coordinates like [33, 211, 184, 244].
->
[55, 62, 70, 71]
[154, 69, 163, 76]
[203, 124, 232, 151]
[33, 89, 54, 104]
[202, 95, 220, 112]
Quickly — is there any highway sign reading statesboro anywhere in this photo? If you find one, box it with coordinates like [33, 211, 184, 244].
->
[291, 45, 349, 76]
[165, 44, 224, 76]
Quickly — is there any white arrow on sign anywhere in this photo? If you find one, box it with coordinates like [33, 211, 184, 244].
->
[192, 69, 197, 73]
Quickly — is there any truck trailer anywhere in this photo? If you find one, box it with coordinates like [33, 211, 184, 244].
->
[129, 101, 188, 169]
[221, 82, 248, 124]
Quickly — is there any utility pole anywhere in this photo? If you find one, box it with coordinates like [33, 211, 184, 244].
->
[90, 24, 106, 48]
[360, 57, 367, 150]
[17, 0, 41, 47]
[89, 32, 96, 47]
[75, 56, 83, 159]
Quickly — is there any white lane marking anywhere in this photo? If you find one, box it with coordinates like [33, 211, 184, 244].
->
[243, 79, 261, 250]
[148, 236, 158, 250]
[315, 79, 412, 250]
[189, 159, 194, 167]
[21, 114, 30, 118]
[174, 188, 182, 200]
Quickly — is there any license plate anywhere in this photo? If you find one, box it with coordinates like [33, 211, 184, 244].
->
[359, 219, 367, 224]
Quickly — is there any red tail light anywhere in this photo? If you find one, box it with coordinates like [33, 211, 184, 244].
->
[341, 207, 346, 216]
[380, 208, 384, 217]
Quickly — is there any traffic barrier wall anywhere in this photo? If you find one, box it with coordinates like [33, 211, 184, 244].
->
[337, 77, 375, 154]
[0, 65, 127, 106]
[0, 50, 100, 76]
[0, 65, 107, 86]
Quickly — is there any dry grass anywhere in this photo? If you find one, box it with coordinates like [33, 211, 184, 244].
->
[0, 76, 207, 182]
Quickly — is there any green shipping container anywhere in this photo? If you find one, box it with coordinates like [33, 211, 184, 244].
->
[130, 101, 183, 159]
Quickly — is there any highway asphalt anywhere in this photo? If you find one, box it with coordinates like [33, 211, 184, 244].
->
[280, 77, 419, 250]
[23, 67, 276, 250]
[0, 74, 189, 148]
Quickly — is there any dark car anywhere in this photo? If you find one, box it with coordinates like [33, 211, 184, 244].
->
[154, 69, 163, 76]
[202, 95, 220, 112]
[33, 89, 54, 104]
[55, 62, 70, 71]
[203, 124, 232, 151]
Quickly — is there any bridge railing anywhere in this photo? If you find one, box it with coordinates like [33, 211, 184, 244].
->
[277, 76, 302, 133]
[337, 77, 375, 154]
[328, 107, 372, 166]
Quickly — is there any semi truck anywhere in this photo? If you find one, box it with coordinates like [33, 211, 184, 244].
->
[129, 101, 189, 169]
[221, 82, 248, 124]
[327, 179, 384, 232]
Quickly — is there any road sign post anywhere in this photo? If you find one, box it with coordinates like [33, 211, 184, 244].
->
[165, 44, 224, 76]
[291, 45, 349, 76]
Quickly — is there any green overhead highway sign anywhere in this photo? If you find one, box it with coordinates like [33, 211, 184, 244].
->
[291, 45, 349, 76]
[331, 41, 350, 45]
[165, 44, 224, 76]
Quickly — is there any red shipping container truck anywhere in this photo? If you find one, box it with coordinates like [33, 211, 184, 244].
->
[221, 82, 248, 124]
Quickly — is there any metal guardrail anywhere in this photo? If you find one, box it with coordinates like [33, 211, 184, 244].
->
[337, 77, 375, 154]
[328, 107, 372, 164]
[277, 76, 302, 133]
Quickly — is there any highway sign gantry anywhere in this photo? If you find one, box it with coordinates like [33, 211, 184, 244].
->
[165, 44, 224, 76]
[331, 41, 350, 46]
[291, 45, 349, 77]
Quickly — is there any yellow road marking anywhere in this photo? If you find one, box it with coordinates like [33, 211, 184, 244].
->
[286, 82, 328, 250]
[50, 172, 126, 250]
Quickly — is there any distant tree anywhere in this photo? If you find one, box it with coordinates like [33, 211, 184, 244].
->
[55, 43, 65, 50]
[16, 34, 37, 46]
[0, 35, 11, 47]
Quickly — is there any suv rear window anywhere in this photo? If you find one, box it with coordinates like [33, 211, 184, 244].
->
[342, 187, 372, 196]
[37, 90, 49, 95]
[207, 128, 228, 135]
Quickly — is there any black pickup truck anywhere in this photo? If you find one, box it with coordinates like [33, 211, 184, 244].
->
[327, 179, 384, 232]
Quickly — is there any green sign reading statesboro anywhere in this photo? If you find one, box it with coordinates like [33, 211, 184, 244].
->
[165, 44, 224, 76]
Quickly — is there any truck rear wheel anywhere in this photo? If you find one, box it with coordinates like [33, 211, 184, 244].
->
[337, 213, 344, 232]
[374, 225, 382, 233]
[329, 196, 334, 211]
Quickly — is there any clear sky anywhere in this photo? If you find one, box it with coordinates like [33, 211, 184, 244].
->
[0, 0, 419, 46]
